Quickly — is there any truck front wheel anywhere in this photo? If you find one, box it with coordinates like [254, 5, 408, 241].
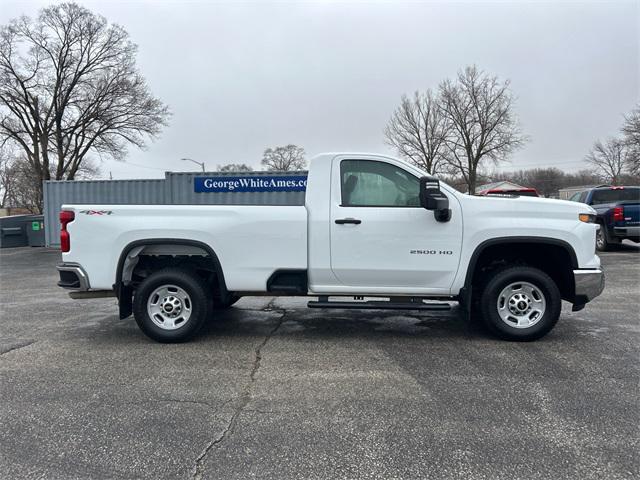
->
[479, 266, 561, 341]
[133, 268, 211, 343]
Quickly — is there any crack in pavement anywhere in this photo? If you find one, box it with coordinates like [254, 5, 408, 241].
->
[0, 340, 36, 356]
[104, 398, 233, 410]
[192, 300, 286, 480]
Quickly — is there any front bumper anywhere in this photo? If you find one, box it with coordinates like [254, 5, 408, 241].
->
[572, 268, 604, 309]
[57, 263, 90, 291]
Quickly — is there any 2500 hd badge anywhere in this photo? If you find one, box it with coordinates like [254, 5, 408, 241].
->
[410, 249, 454, 255]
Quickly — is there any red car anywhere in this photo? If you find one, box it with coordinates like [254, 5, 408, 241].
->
[478, 188, 540, 197]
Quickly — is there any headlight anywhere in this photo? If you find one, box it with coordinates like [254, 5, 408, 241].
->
[579, 213, 596, 223]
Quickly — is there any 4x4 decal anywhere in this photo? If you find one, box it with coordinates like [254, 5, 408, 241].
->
[79, 210, 113, 215]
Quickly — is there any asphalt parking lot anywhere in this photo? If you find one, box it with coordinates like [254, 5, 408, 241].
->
[1, 245, 638, 479]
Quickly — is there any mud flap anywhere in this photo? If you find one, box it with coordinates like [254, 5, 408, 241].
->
[117, 284, 133, 319]
[458, 287, 472, 322]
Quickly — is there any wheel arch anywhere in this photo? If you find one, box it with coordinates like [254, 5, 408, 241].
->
[114, 238, 229, 319]
[461, 236, 579, 308]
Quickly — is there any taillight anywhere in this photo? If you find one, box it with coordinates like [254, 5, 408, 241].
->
[612, 206, 624, 222]
[60, 210, 75, 252]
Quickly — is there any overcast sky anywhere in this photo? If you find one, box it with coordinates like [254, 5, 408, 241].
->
[2, 0, 639, 179]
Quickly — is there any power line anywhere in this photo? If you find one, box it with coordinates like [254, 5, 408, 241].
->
[501, 159, 586, 169]
[119, 160, 167, 171]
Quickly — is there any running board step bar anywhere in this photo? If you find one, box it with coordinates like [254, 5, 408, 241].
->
[68, 290, 116, 299]
[307, 297, 451, 311]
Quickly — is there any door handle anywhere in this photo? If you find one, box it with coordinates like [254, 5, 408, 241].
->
[335, 218, 362, 225]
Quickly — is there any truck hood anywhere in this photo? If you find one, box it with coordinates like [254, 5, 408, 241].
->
[458, 194, 596, 217]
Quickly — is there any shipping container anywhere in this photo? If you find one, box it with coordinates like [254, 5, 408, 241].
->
[44, 171, 307, 247]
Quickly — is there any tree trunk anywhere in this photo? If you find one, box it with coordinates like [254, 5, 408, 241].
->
[34, 181, 44, 214]
[39, 133, 51, 181]
[468, 169, 477, 194]
[55, 114, 65, 180]
[66, 156, 80, 180]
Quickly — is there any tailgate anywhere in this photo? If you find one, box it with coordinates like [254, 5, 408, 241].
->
[620, 202, 640, 226]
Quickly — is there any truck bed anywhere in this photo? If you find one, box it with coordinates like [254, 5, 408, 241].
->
[62, 204, 308, 291]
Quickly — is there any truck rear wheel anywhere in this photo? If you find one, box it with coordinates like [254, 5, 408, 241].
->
[479, 266, 561, 341]
[133, 268, 211, 343]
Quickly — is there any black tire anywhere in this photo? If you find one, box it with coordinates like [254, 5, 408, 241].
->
[596, 224, 619, 252]
[133, 268, 212, 343]
[478, 266, 561, 341]
[212, 293, 241, 310]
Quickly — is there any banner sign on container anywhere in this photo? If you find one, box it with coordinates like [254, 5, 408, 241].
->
[194, 175, 308, 193]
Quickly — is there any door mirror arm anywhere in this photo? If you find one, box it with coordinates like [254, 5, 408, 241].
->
[419, 177, 451, 223]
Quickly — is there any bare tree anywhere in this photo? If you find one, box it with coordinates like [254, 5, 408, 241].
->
[497, 167, 566, 198]
[569, 169, 606, 187]
[439, 65, 527, 193]
[585, 138, 628, 185]
[0, 147, 13, 208]
[261, 144, 306, 171]
[384, 90, 449, 174]
[492, 167, 601, 198]
[0, 2, 170, 209]
[1, 151, 99, 212]
[622, 105, 640, 146]
[622, 105, 640, 175]
[217, 163, 252, 172]
[445, 167, 612, 196]
[5, 159, 42, 213]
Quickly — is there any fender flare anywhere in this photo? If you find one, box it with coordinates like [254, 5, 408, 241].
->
[113, 238, 229, 319]
[459, 236, 579, 311]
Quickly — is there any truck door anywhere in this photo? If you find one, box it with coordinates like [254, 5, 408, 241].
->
[329, 158, 463, 293]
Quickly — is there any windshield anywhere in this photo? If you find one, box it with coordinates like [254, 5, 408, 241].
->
[591, 187, 640, 205]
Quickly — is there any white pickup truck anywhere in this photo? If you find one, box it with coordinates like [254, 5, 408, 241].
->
[57, 153, 604, 342]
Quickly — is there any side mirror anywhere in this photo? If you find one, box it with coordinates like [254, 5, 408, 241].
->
[419, 177, 451, 222]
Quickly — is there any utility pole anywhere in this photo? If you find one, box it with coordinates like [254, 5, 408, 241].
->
[181, 157, 206, 172]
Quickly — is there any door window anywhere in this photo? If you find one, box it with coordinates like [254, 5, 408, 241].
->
[340, 160, 420, 207]
[579, 191, 589, 203]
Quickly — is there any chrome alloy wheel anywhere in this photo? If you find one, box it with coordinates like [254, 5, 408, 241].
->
[147, 284, 192, 330]
[596, 228, 605, 250]
[496, 281, 546, 329]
